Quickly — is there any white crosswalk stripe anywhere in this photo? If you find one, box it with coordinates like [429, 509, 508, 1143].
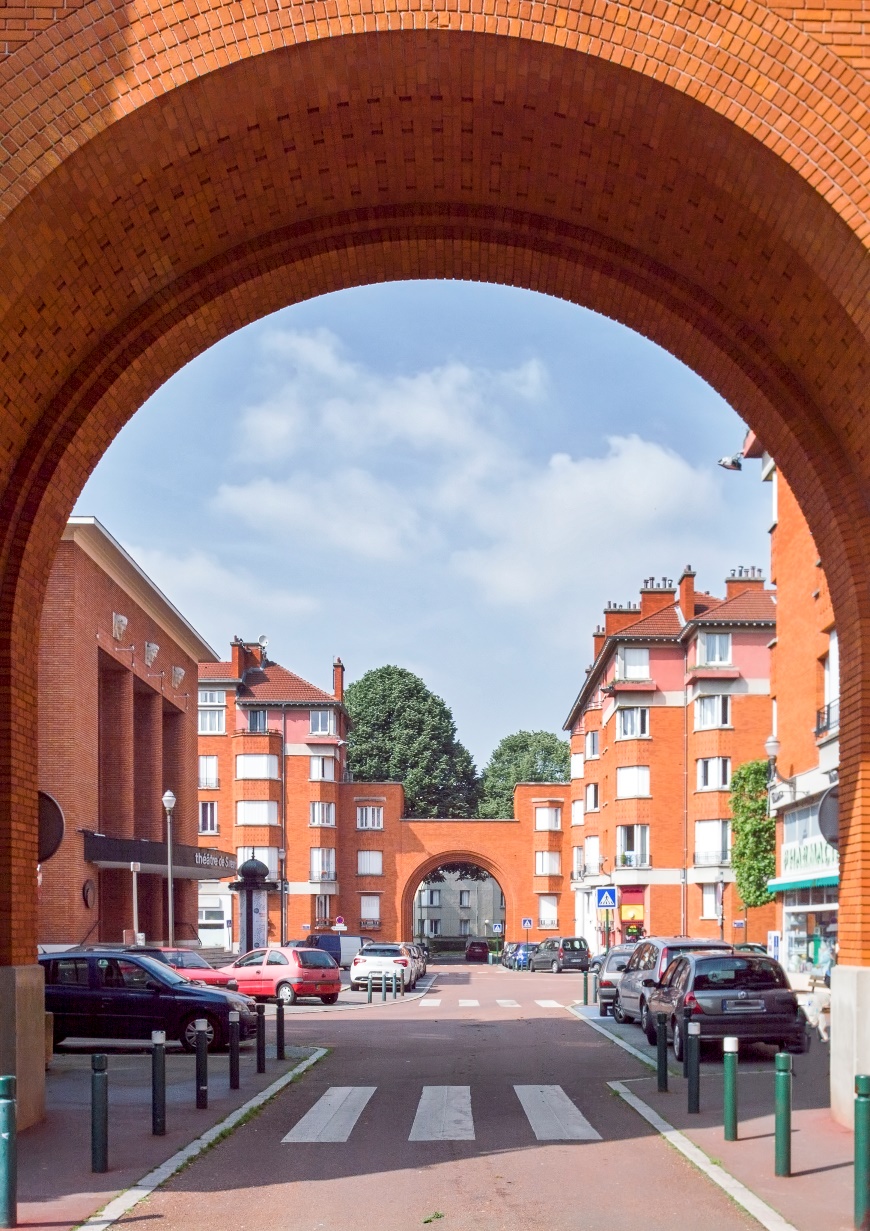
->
[409, 1086, 474, 1141]
[282, 1087, 376, 1142]
[419, 998, 442, 1007]
[458, 999, 480, 1007]
[514, 1085, 602, 1141]
[534, 1000, 563, 1009]
[496, 999, 520, 1007]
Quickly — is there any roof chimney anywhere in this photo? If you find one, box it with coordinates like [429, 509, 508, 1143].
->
[678, 565, 696, 620]
[639, 574, 677, 618]
[593, 625, 606, 659]
[725, 566, 766, 599]
[604, 602, 642, 636]
[333, 656, 345, 702]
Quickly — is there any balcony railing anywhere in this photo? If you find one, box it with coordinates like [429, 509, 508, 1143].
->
[616, 852, 651, 869]
[359, 918, 381, 929]
[538, 918, 558, 928]
[694, 848, 731, 866]
[198, 778, 220, 790]
[309, 869, 337, 881]
[815, 698, 840, 738]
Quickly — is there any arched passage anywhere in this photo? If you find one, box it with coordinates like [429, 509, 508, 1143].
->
[2, 3, 870, 1123]
[399, 849, 519, 944]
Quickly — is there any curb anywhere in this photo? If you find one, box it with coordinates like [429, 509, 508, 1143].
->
[76, 1047, 328, 1230]
[274, 973, 439, 1015]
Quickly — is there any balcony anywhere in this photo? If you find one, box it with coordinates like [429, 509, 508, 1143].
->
[815, 698, 840, 739]
[694, 848, 731, 867]
[538, 918, 558, 929]
[198, 778, 220, 790]
[359, 918, 381, 930]
[309, 869, 337, 882]
[616, 851, 651, 869]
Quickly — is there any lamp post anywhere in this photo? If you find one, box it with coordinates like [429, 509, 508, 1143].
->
[162, 790, 176, 947]
[717, 867, 726, 941]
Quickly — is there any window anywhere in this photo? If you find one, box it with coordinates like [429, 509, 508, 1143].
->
[310, 848, 336, 881]
[535, 805, 562, 831]
[824, 629, 840, 705]
[696, 757, 731, 790]
[700, 632, 731, 666]
[535, 850, 561, 875]
[310, 709, 336, 735]
[585, 834, 600, 875]
[357, 850, 383, 875]
[617, 707, 649, 739]
[310, 755, 336, 781]
[701, 883, 719, 919]
[315, 893, 330, 923]
[236, 800, 278, 825]
[459, 890, 471, 908]
[459, 919, 471, 937]
[360, 894, 381, 923]
[425, 918, 441, 937]
[618, 646, 650, 680]
[309, 801, 336, 827]
[198, 707, 225, 735]
[235, 846, 279, 877]
[585, 730, 599, 758]
[538, 894, 558, 928]
[199, 801, 218, 834]
[616, 824, 650, 867]
[356, 805, 384, 830]
[49, 957, 89, 987]
[199, 689, 226, 706]
[572, 846, 584, 878]
[198, 755, 218, 789]
[695, 819, 731, 865]
[570, 752, 584, 779]
[695, 694, 731, 729]
[585, 782, 599, 812]
[420, 888, 441, 907]
[571, 799, 584, 826]
[616, 765, 650, 798]
[247, 709, 267, 733]
[235, 754, 279, 780]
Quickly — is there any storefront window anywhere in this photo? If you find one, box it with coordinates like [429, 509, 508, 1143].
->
[782, 886, 838, 976]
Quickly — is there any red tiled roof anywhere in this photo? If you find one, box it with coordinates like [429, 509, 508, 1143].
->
[616, 605, 683, 638]
[198, 660, 338, 704]
[200, 662, 236, 679]
[691, 589, 776, 624]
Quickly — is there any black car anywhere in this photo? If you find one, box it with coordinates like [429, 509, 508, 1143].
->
[40, 950, 258, 1052]
[530, 937, 590, 973]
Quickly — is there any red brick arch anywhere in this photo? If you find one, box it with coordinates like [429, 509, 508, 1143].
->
[398, 847, 517, 942]
[2, 4, 870, 997]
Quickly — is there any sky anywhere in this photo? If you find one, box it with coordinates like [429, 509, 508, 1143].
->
[75, 280, 770, 766]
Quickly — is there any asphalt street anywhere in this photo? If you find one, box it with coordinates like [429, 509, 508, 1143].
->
[115, 963, 760, 1231]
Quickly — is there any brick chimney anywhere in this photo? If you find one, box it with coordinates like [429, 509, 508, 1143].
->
[639, 575, 677, 618]
[604, 601, 642, 637]
[678, 566, 696, 620]
[592, 625, 606, 660]
[725, 566, 766, 599]
[333, 656, 345, 701]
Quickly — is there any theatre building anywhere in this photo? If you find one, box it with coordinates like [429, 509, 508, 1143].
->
[38, 518, 226, 947]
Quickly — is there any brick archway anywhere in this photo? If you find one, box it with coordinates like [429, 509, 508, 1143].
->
[2, 3, 870, 1122]
[399, 847, 517, 942]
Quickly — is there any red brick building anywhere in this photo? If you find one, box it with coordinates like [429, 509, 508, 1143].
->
[563, 569, 777, 950]
[38, 518, 221, 947]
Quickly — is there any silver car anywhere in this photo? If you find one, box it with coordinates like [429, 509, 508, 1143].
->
[615, 937, 733, 1035]
[596, 945, 636, 1017]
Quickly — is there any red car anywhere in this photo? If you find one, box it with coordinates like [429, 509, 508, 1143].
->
[135, 947, 240, 989]
[221, 945, 342, 1004]
[465, 940, 490, 963]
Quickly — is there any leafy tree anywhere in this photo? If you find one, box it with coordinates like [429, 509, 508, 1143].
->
[729, 760, 775, 907]
[345, 666, 479, 817]
[422, 862, 491, 885]
[478, 730, 570, 818]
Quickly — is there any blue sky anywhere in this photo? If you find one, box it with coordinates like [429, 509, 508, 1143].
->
[76, 281, 770, 765]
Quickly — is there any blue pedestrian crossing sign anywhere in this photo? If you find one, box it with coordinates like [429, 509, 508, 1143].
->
[492, 923, 503, 934]
[521, 916, 534, 930]
[596, 887, 618, 910]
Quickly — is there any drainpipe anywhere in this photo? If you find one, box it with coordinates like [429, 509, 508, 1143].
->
[682, 644, 689, 934]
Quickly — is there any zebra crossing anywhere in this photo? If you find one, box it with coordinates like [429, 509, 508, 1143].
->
[283, 1084, 601, 1143]
[418, 996, 566, 1010]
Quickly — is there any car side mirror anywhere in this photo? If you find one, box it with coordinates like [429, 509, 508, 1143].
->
[227, 979, 238, 991]
[641, 977, 656, 988]
[145, 979, 162, 992]
[615, 963, 627, 972]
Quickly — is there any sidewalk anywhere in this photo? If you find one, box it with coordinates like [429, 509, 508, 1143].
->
[17, 1040, 320, 1230]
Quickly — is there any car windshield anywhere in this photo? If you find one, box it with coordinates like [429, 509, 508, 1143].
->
[561, 939, 586, 951]
[604, 952, 631, 972]
[177, 952, 211, 968]
[362, 946, 402, 957]
[693, 957, 787, 991]
[296, 950, 338, 969]
[126, 954, 189, 986]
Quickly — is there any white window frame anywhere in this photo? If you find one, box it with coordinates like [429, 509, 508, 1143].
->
[570, 752, 585, 780]
[616, 823, 650, 867]
[694, 694, 731, 730]
[538, 894, 558, 929]
[360, 894, 381, 922]
[247, 709, 267, 734]
[584, 730, 599, 759]
[198, 801, 218, 834]
[572, 846, 584, 878]
[585, 782, 599, 812]
[198, 755, 219, 789]
[459, 918, 471, 937]
[310, 755, 336, 781]
[459, 889, 471, 908]
[356, 805, 384, 830]
[694, 819, 731, 865]
[699, 631, 732, 666]
[584, 835, 600, 876]
[420, 888, 441, 907]
[424, 918, 442, 937]
[236, 800, 278, 826]
[198, 707, 225, 735]
[616, 707, 649, 739]
[618, 646, 650, 681]
[571, 798, 585, 827]
[701, 883, 718, 920]
[309, 801, 336, 828]
[696, 757, 731, 790]
[824, 629, 840, 705]
[310, 848, 336, 881]
[310, 709, 336, 736]
[534, 806, 562, 831]
[535, 850, 561, 875]
[198, 689, 226, 706]
[616, 765, 650, 798]
[357, 850, 383, 876]
[235, 753, 279, 780]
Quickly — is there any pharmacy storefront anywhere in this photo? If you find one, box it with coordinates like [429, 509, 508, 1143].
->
[768, 800, 839, 980]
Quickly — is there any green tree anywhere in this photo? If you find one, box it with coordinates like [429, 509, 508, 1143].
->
[478, 730, 570, 818]
[729, 759, 775, 907]
[422, 862, 491, 884]
[345, 666, 479, 817]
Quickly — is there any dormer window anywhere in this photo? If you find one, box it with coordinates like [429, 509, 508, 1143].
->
[617, 647, 649, 680]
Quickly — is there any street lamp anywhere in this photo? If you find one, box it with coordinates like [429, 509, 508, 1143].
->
[162, 790, 176, 947]
[717, 866, 726, 941]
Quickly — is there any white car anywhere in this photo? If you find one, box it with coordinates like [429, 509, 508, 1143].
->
[350, 943, 416, 990]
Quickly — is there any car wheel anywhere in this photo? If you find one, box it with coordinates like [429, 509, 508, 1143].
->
[613, 995, 634, 1025]
[320, 994, 339, 1005]
[551, 961, 560, 974]
[180, 1012, 222, 1053]
[644, 1011, 658, 1046]
[599, 999, 609, 1018]
[640, 999, 651, 1035]
[276, 981, 298, 1006]
[350, 982, 361, 991]
[672, 1019, 685, 1063]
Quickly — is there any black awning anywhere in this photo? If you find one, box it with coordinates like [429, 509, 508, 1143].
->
[82, 832, 237, 880]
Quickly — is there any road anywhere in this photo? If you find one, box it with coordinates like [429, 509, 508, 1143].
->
[116, 963, 760, 1231]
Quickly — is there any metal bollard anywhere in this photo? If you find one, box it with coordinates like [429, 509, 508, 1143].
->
[228, 1011, 240, 1090]
[276, 1000, 285, 1062]
[656, 1014, 668, 1093]
[723, 1037, 739, 1142]
[855, 1075, 870, 1229]
[687, 1022, 701, 1114]
[256, 1003, 266, 1074]
[0, 1076, 17, 1229]
[682, 1005, 692, 1078]
[91, 1054, 108, 1174]
[195, 1019, 208, 1110]
[381, 975, 387, 1003]
[583, 971, 589, 1006]
[151, 1031, 166, 1136]
[592, 973, 598, 1003]
[775, 1051, 792, 1177]
[400, 971, 405, 997]
[392, 971, 397, 1000]
[367, 975, 373, 1004]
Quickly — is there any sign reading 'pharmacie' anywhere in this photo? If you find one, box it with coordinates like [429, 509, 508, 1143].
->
[781, 836, 839, 877]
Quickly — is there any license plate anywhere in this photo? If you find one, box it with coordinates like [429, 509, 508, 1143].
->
[317, 983, 330, 990]
[724, 999, 765, 1012]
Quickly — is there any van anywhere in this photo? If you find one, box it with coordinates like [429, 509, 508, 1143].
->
[306, 933, 372, 969]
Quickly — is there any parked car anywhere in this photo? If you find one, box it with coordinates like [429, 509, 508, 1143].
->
[530, 936, 590, 973]
[590, 939, 637, 973]
[734, 942, 768, 955]
[39, 950, 257, 1051]
[596, 945, 636, 1016]
[510, 942, 538, 970]
[615, 937, 734, 1034]
[400, 941, 426, 981]
[465, 939, 490, 963]
[126, 947, 240, 989]
[501, 942, 519, 967]
[643, 952, 810, 1059]
[221, 946, 342, 1004]
[305, 933, 373, 969]
[349, 943, 415, 989]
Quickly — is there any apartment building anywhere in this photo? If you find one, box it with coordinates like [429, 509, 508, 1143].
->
[414, 873, 505, 940]
[743, 434, 839, 981]
[562, 569, 777, 950]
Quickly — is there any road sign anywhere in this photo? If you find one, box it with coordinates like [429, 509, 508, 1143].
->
[732, 919, 746, 929]
[335, 915, 345, 925]
[521, 917, 533, 930]
[492, 923, 503, 934]
[332, 924, 348, 932]
[596, 886, 618, 910]
[301, 925, 310, 932]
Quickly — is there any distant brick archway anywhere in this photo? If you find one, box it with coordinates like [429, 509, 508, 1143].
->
[398, 846, 518, 942]
[2, 0, 870, 1121]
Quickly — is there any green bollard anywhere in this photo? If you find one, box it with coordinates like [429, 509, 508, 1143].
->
[228, 1012, 240, 1091]
[855, 1075, 870, 1229]
[195, 1019, 208, 1110]
[682, 1005, 692, 1079]
[774, 1051, 792, 1177]
[0, 1075, 17, 1229]
[583, 971, 588, 1006]
[723, 1037, 739, 1142]
[151, 1031, 166, 1137]
[276, 1001, 285, 1062]
[687, 1022, 701, 1114]
[367, 975, 373, 1004]
[656, 1014, 668, 1093]
[256, 1004, 266, 1075]
[91, 1055, 108, 1174]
